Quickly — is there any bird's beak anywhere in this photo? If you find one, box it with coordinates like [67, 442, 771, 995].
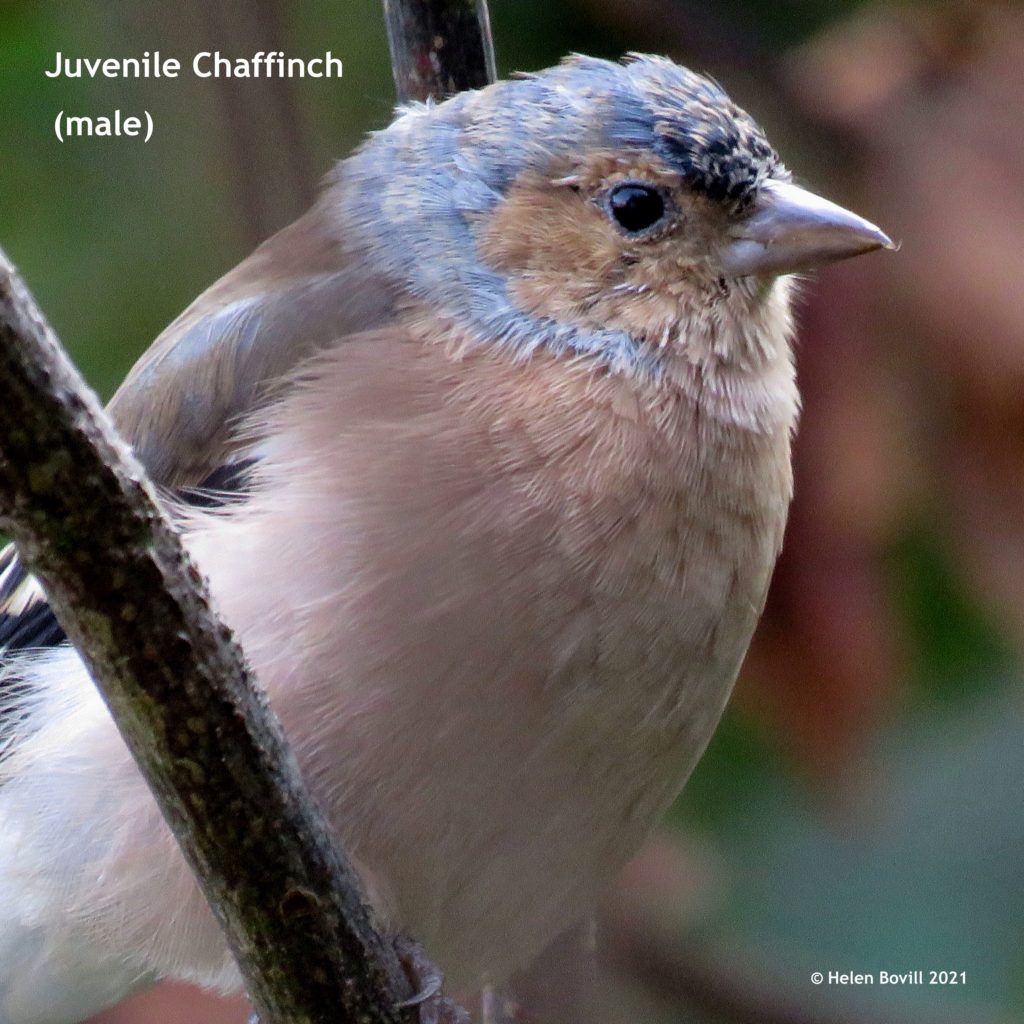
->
[719, 179, 894, 279]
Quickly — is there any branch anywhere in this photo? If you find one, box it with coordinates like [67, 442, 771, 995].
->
[0, 251, 412, 1022]
[383, 0, 497, 102]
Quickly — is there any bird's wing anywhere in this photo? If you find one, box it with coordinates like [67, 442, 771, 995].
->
[109, 200, 397, 490]
[1, 197, 395, 663]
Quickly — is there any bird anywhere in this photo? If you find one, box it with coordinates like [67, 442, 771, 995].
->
[0, 53, 892, 1023]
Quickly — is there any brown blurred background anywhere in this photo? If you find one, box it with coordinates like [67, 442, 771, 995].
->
[4, 1, 1023, 1021]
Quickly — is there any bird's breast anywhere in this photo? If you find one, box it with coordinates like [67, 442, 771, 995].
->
[189, 329, 796, 985]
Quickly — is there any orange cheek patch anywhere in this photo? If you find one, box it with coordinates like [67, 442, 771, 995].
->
[478, 178, 622, 279]
[476, 177, 624, 327]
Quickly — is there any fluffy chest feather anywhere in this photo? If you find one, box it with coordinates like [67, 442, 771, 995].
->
[187, 329, 796, 985]
[0, 323, 797, 1001]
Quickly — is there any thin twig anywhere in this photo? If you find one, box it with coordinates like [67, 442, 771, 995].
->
[0, 249, 411, 1023]
[382, 0, 496, 103]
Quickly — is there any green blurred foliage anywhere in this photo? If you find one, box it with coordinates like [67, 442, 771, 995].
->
[888, 525, 1013, 704]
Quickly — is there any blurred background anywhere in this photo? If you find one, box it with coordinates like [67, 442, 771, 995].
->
[3, 1, 1023, 1021]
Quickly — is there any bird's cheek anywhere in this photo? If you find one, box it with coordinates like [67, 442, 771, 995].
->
[477, 179, 622, 280]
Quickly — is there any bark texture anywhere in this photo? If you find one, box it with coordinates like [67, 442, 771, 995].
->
[0, 250, 411, 1023]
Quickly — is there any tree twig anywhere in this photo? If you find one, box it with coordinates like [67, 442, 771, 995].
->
[0, 249, 412, 1023]
[382, 0, 496, 103]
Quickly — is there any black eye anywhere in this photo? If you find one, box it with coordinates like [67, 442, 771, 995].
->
[607, 184, 666, 234]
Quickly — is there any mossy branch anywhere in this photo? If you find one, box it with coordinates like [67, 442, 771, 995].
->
[0, 250, 412, 1024]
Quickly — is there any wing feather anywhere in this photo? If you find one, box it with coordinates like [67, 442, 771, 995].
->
[2, 192, 395, 690]
[109, 200, 397, 489]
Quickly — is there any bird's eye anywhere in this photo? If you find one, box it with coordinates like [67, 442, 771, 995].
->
[607, 184, 666, 234]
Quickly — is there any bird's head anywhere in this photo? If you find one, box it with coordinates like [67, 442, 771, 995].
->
[337, 54, 892, 380]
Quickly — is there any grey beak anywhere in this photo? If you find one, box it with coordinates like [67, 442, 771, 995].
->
[720, 179, 894, 279]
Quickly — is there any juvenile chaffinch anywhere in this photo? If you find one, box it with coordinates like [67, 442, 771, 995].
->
[0, 54, 891, 1023]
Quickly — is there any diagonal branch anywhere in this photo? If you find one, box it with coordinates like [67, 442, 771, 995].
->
[0, 250, 410, 1024]
[0, 5, 497, 1021]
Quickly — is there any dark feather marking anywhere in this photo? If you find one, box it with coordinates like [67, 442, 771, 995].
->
[178, 457, 256, 510]
[0, 601, 65, 653]
[0, 556, 60, 752]
[0, 556, 58, 655]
